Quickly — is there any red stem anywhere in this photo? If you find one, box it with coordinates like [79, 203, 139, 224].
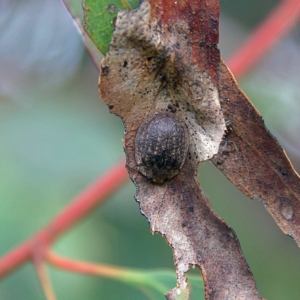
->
[1, 0, 300, 280]
[0, 160, 128, 278]
[227, 0, 300, 78]
[46, 250, 125, 278]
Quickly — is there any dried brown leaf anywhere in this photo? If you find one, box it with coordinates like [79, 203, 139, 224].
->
[212, 61, 300, 244]
[99, 0, 262, 299]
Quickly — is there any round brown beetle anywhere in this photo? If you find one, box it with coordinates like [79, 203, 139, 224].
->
[135, 111, 189, 183]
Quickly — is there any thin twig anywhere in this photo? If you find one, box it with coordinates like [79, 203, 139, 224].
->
[34, 254, 57, 300]
[46, 250, 125, 278]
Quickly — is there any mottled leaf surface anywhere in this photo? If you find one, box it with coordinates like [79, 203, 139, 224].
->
[99, 1, 261, 299]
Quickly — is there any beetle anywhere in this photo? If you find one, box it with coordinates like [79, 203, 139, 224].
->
[135, 111, 189, 183]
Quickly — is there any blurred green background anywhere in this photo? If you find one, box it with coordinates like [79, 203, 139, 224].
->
[1, 0, 300, 299]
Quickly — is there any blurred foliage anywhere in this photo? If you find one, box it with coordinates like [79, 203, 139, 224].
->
[220, 0, 279, 28]
[1, 0, 300, 299]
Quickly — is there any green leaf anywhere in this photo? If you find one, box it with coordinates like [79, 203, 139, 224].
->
[83, 0, 139, 54]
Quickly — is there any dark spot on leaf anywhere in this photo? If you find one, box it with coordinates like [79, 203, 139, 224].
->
[209, 18, 218, 31]
[101, 66, 110, 75]
[188, 206, 194, 213]
[168, 104, 176, 113]
[278, 167, 288, 177]
[107, 4, 116, 14]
